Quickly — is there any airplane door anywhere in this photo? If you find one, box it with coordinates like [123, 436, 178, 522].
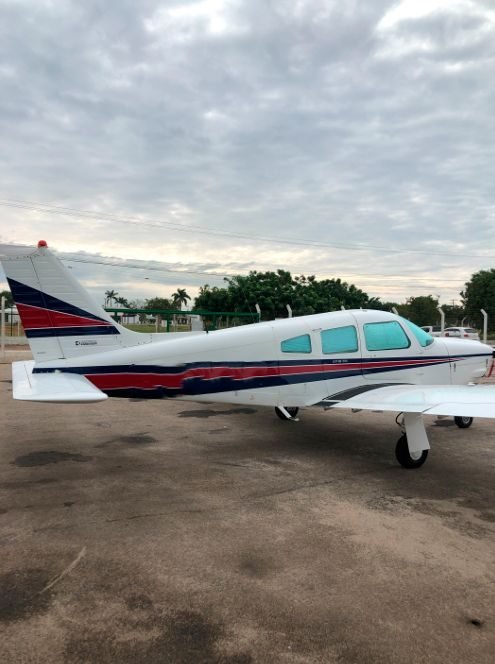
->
[314, 317, 363, 398]
[356, 316, 451, 384]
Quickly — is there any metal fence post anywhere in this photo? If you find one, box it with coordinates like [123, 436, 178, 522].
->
[1, 295, 5, 358]
[481, 309, 488, 343]
[437, 306, 445, 332]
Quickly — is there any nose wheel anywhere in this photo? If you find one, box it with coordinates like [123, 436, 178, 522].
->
[395, 434, 429, 469]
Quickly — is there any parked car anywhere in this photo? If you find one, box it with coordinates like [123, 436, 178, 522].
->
[441, 326, 480, 341]
[420, 325, 442, 337]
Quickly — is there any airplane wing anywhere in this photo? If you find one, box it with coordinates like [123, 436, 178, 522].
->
[317, 384, 495, 418]
[12, 361, 108, 403]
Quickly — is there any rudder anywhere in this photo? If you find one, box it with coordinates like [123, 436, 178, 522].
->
[0, 241, 143, 362]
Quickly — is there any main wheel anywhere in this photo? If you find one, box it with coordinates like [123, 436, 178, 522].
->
[275, 406, 299, 420]
[395, 434, 429, 469]
[454, 416, 473, 429]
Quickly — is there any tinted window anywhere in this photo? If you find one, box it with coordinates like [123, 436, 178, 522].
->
[401, 318, 434, 347]
[321, 326, 358, 354]
[364, 321, 411, 351]
[281, 334, 312, 353]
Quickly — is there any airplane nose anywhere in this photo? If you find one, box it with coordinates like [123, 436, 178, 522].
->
[438, 338, 493, 382]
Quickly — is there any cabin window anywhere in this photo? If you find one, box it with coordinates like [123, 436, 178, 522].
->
[321, 326, 358, 354]
[281, 334, 312, 353]
[364, 321, 411, 351]
[401, 318, 434, 347]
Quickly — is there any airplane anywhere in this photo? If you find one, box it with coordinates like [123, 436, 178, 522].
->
[1, 240, 495, 469]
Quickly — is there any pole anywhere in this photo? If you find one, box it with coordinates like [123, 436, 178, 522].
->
[437, 306, 445, 332]
[1, 296, 5, 359]
[481, 309, 488, 344]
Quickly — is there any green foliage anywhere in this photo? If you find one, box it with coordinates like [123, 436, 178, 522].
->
[194, 270, 381, 319]
[114, 296, 131, 308]
[145, 297, 173, 311]
[104, 289, 119, 306]
[171, 288, 191, 310]
[442, 304, 465, 327]
[461, 269, 495, 328]
[399, 295, 439, 326]
[0, 290, 14, 308]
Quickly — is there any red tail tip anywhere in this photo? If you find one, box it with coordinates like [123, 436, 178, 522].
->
[37, 240, 48, 248]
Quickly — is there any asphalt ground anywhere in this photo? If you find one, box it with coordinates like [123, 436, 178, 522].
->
[0, 358, 494, 663]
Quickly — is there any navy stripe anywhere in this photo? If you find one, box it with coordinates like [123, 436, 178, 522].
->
[32, 355, 463, 375]
[30, 354, 490, 398]
[26, 325, 120, 338]
[7, 278, 108, 322]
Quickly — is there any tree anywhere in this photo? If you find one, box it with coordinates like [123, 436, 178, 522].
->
[171, 288, 191, 310]
[194, 270, 380, 320]
[400, 295, 439, 326]
[195, 285, 233, 314]
[461, 269, 495, 329]
[442, 303, 465, 327]
[115, 296, 130, 308]
[145, 297, 173, 311]
[145, 297, 173, 329]
[114, 296, 131, 323]
[0, 290, 14, 308]
[104, 289, 119, 307]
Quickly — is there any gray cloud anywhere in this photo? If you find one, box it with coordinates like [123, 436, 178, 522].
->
[0, 0, 494, 305]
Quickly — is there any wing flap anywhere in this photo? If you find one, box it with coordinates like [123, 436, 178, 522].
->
[322, 384, 495, 418]
[12, 361, 108, 403]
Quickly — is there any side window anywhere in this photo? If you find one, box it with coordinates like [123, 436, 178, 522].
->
[364, 321, 411, 351]
[401, 318, 433, 347]
[281, 334, 312, 353]
[321, 326, 358, 354]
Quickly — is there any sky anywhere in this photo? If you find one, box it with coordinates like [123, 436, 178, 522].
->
[0, 0, 494, 308]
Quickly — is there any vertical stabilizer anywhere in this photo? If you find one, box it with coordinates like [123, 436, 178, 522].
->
[0, 242, 146, 362]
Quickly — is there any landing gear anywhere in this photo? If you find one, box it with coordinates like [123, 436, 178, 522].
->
[454, 416, 473, 429]
[395, 433, 429, 469]
[275, 406, 299, 420]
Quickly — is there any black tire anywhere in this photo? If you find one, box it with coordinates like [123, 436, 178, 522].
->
[275, 406, 299, 420]
[395, 434, 429, 469]
[454, 416, 473, 429]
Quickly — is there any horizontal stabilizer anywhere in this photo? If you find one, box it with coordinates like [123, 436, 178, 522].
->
[320, 384, 495, 418]
[12, 361, 108, 403]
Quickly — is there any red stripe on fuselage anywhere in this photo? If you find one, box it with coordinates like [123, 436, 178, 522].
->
[84, 357, 452, 391]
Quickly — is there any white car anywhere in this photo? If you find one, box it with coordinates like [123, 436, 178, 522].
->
[442, 327, 480, 341]
[420, 325, 442, 337]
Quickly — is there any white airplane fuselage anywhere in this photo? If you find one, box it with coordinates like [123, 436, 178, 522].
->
[32, 309, 492, 408]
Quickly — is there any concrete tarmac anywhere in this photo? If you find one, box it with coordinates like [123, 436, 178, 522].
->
[0, 361, 494, 663]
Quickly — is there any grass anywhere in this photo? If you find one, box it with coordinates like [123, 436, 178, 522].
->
[124, 324, 193, 333]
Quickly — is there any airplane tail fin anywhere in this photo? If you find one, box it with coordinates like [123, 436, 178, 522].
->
[0, 241, 145, 362]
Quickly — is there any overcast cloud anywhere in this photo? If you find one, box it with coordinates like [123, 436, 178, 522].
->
[0, 0, 494, 306]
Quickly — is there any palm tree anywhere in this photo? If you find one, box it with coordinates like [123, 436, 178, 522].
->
[104, 289, 119, 307]
[171, 288, 191, 331]
[115, 296, 130, 308]
[171, 288, 191, 311]
[115, 296, 130, 324]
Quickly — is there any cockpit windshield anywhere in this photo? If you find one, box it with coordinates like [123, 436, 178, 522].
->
[400, 318, 434, 347]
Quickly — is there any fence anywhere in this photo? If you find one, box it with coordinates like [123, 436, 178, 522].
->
[0, 298, 259, 352]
